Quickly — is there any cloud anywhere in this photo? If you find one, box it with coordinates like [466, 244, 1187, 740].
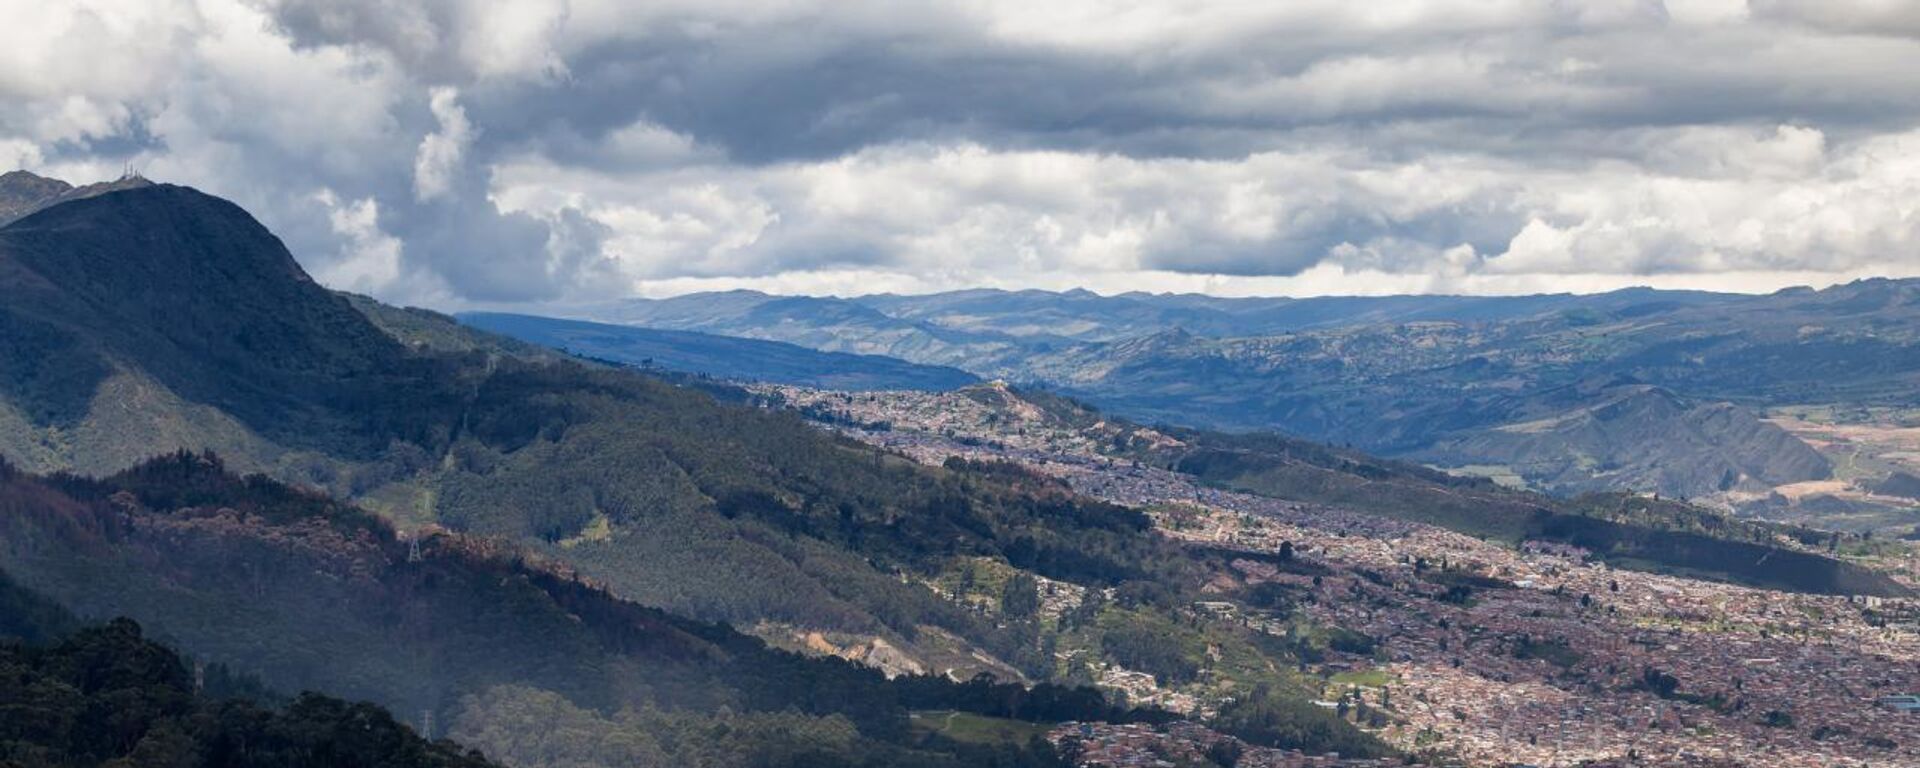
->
[311, 189, 405, 293]
[413, 86, 472, 201]
[494, 123, 1920, 294]
[2, 0, 1919, 304]
[0, 138, 41, 169]
[1753, 0, 1920, 38]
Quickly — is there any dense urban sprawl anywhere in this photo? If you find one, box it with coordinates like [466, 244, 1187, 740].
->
[765, 384, 1920, 767]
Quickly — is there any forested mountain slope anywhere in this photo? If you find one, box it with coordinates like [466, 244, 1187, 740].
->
[0, 183, 1169, 659]
[0, 454, 1127, 767]
[2, 567, 497, 768]
[0, 612, 500, 768]
[0, 179, 1392, 761]
[0, 182, 447, 474]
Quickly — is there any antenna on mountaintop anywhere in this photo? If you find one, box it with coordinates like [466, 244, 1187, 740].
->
[408, 533, 424, 563]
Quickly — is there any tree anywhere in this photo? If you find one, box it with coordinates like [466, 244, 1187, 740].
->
[1206, 738, 1245, 767]
[1002, 573, 1042, 619]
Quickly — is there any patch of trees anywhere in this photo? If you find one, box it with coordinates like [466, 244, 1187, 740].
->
[452, 685, 1071, 768]
[0, 618, 496, 768]
[1099, 614, 1203, 686]
[1508, 635, 1581, 669]
[1209, 685, 1395, 759]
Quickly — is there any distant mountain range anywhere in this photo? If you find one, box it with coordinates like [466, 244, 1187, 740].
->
[567, 282, 1920, 512]
[460, 312, 978, 391]
[592, 285, 1733, 350]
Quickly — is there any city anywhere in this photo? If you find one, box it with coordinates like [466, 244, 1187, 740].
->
[768, 383, 1920, 766]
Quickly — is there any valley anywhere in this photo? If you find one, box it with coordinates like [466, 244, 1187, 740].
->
[13, 5, 1920, 767]
[571, 285, 1920, 532]
[1755, 406, 1920, 532]
[765, 382, 1920, 766]
[0, 174, 1915, 768]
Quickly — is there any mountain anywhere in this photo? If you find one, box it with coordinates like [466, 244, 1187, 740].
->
[0, 178, 1400, 762]
[0, 170, 160, 227]
[5, 176, 1911, 768]
[460, 312, 978, 391]
[850, 286, 1732, 341]
[854, 288, 1252, 341]
[586, 290, 1042, 370]
[602, 286, 1734, 358]
[0, 181, 442, 474]
[0, 170, 74, 224]
[0, 180, 1140, 676]
[0, 454, 1124, 767]
[1421, 381, 1833, 497]
[1020, 282, 1920, 506]
[580, 284, 1920, 510]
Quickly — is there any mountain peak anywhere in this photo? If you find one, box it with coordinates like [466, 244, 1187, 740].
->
[0, 170, 74, 224]
[0, 170, 156, 228]
[0, 181, 407, 444]
[0, 169, 70, 189]
[2, 182, 310, 284]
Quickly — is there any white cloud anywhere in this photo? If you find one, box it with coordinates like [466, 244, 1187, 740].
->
[1664, 0, 1750, 26]
[4, 0, 1920, 304]
[602, 120, 720, 168]
[458, 0, 570, 82]
[311, 189, 403, 292]
[413, 86, 472, 201]
[0, 138, 42, 169]
[492, 121, 1920, 295]
[1754, 0, 1920, 37]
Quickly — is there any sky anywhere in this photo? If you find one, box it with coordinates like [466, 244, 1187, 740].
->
[4, 0, 1920, 307]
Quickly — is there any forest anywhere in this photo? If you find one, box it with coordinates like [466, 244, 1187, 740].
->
[0, 590, 495, 768]
[0, 455, 1210, 767]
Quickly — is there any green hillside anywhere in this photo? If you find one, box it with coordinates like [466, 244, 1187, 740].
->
[0, 570, 498, 768]
[0, 454, 1151, 767]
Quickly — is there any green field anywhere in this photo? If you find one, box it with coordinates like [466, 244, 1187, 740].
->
[1327, 668, 1394, 689]
[909, 711, 1054, 745]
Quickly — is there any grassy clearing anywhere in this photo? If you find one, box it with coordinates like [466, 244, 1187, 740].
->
[909, 710, 1053, 745]
[1328, 668, 1394, 689]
